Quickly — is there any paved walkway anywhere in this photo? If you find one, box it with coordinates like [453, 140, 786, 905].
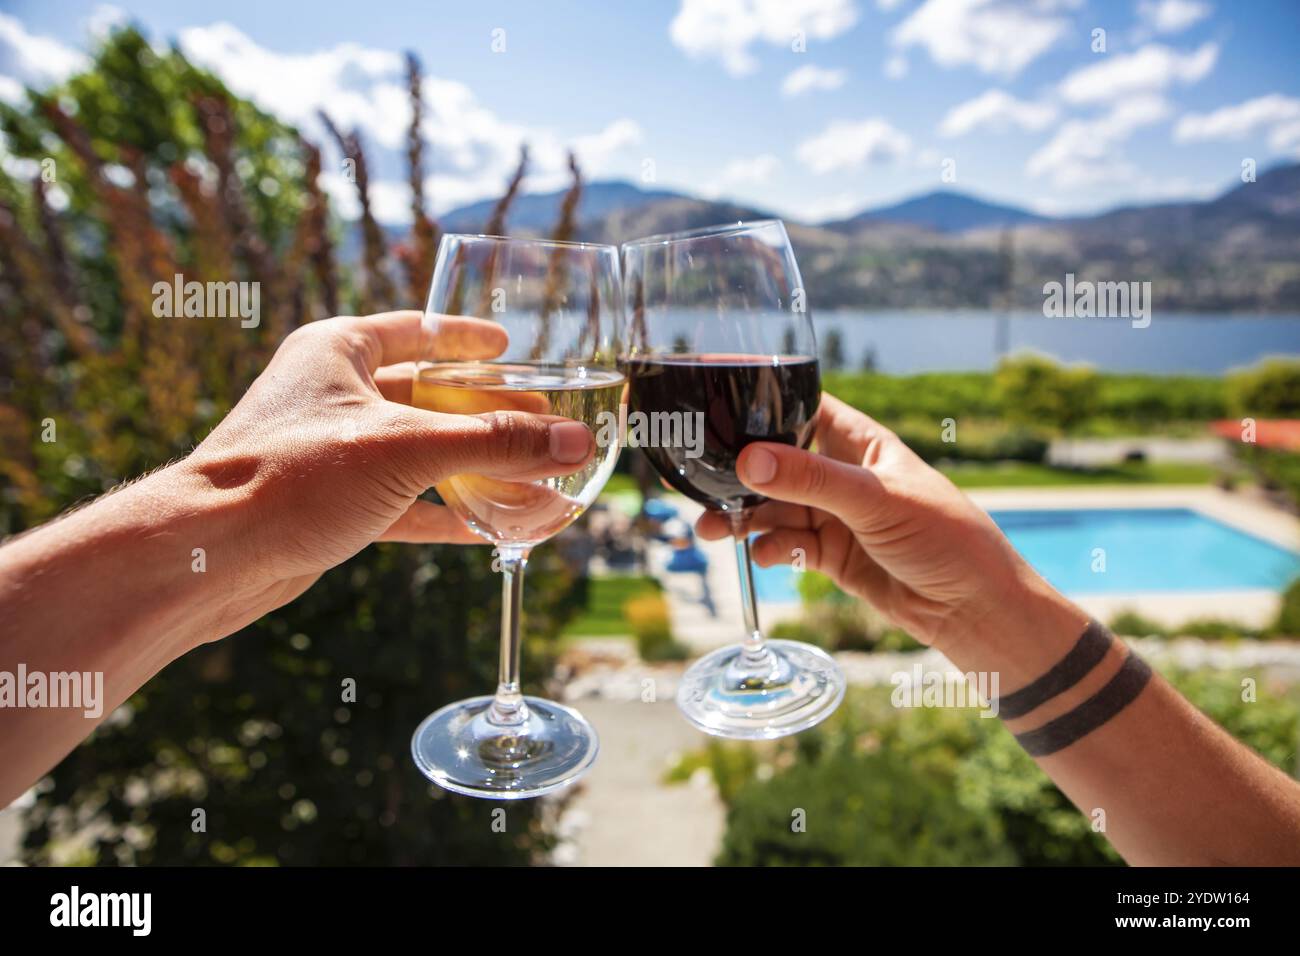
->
[557, 680, 724, 867]
[650, 496, 802, 653]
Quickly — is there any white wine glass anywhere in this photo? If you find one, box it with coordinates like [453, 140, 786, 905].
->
[410, 233, 623, 799]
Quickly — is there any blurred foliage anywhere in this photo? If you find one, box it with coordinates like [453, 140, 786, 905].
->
[1107, 610, 1167, 638]
[1, 27, 586, 865]
[895, 418, 1050, 464]
[994, 353, 1100, 433]
[1108, 609, 1274, 641]
[824, 353, 1233, 451]
[624, 591, 687, 661]
[1227, 358, 1300, 418]
[682, 670, 1300, 866]
[769, 570, 923, 653]
[1239, 447, 1300, 511]
[561, 574, 659, 637]
[1275, 579, 1300, 638]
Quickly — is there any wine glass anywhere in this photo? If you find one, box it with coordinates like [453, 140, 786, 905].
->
[621, 219, 845, 739]
[410, 233, 624, 799]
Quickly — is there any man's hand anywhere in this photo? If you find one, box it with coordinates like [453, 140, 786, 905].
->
[0, 310, 595, 804]
[186, 310, 595, 631]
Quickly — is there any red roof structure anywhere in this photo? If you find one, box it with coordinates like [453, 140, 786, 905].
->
[1211, 419, 1300, 450]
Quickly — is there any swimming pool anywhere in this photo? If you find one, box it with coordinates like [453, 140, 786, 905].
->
[752, 508, 1300, 601]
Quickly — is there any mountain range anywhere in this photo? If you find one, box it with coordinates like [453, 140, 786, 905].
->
[437, 180, 1050, 235]
[392, 164, 1300, 312]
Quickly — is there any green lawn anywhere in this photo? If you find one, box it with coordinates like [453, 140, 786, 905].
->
[599, 471, 640, 497]
[563, 575, 662, 637]
[941, 460, 1218, 488]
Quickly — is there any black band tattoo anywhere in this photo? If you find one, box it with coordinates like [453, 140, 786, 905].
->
[995, 619, 1112, 720]
[1013, 651, 1154, 757]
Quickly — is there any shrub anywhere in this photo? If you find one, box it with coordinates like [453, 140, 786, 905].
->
[1243, 449, 1300, 509]
[688, 670, 1300, 866]
[1108, 610, 1166, 637]
[796, 569, 846, 605]
[1274, 578, 1300, 638]
[781, 573, 924, 652]
[994, 353, 1100, 434]
[1227, 358, 1300, 417]
[1109, 611, 1261, 641]
[624, 592, 687, 661]
[895, 419, 1050, 464]
[1177, 619, 1259, 641]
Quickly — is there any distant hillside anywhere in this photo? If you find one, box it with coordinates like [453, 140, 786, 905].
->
[830, 189, 1048, 234]
[353, 164, 1300, 312]
[439, 180, 688, 233]
[578, 196, 776, 245]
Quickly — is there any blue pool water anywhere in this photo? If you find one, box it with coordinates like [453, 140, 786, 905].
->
[752, 559, 802, 602]
[751, 508, 1300, 600]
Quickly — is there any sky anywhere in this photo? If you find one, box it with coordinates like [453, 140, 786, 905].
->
[2, 0, 1299, 224]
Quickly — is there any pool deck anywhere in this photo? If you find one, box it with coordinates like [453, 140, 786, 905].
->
[655, 486, 1300, 639]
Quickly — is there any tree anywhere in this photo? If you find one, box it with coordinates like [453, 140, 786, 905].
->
[1, 26, 583, 865]
[993, 353, 1099, 434]
[821, 328, 845, 371]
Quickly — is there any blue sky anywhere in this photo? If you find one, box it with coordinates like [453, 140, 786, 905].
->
[2, 0, 1299, 223]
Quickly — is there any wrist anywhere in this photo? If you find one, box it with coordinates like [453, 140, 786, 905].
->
[939, 560, 1091, 692]
[159, 455, 275, 645]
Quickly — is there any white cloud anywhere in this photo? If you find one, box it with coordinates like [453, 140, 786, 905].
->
[0, 12, 87, 103]
[1174, 94, 1300, 146]
[669, 0, 859, 76]
[781, 64, 847, 96]
[87, 4, 128, 39]
[177, 23, 641, 222]
[796, 117, 911, 173]
[570, 119, 645, 170]
[938, 89, 1057, 137]
[801, 191, 868, 221]
[884, 54, 908, 79]
[179, 23, 407, 141]
[701, 152, 782, 198]
[891, 0, 1074, 78]
[1026, 96, 1170, 187]
[723, 153, 782, 183]
[0, 75, 23, 104]
[1137, 0, 1212, 34]
[1059, 42, 1218, 104]
[1272, 120, 1300, 155]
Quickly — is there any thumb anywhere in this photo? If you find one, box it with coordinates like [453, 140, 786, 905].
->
[736, 442, 884, 527]
[379, 407, 595, 488]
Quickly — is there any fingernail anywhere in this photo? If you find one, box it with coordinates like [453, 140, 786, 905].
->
[549, 421, 591, 464]
[741, 447, 777, 485]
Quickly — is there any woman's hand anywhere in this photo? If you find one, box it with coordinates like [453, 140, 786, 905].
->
[697, 393, 1300, 866]
[694, 393, 1071, 656]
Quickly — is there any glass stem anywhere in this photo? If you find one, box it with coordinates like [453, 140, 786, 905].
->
[488, 548, 530, 727]
[730, 513, 774, 672]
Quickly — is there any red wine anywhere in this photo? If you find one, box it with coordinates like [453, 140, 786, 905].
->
[624, 354, 820, 512]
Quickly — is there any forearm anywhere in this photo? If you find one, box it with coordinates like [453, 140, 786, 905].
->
[0, 460, 251, 805]
[947, 568, 1300, 866]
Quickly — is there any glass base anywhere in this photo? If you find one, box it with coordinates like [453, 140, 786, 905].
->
[411, 695, 599, 800]
[676, 639, 846, 739]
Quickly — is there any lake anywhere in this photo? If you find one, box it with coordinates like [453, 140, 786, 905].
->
[813, 311, 1300, 374]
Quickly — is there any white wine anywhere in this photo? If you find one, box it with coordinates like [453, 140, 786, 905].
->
[413, 362, 624, 548]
